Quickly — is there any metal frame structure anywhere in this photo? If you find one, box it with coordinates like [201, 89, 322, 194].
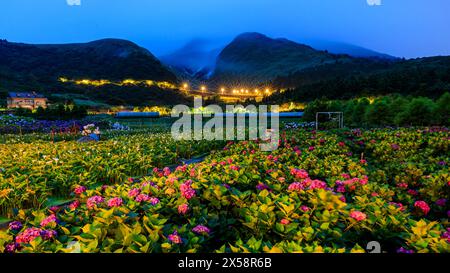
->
[315, 112, 344, 130]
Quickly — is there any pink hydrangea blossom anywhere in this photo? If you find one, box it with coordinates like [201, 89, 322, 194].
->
[414, 201, 430, 215]
[230, 165, 240, 171]
[192, 225, 211, 235]
[180, 180, 196, 200]
[149, 197, 160, 205]
[350, 211, 367, 221]
[300, 205, 310, 212]
[15, 228, 42, 244]
[74, 186, 86, 195]
[168, 231, 182, 244]
[335, 181, 346, 193]
[309, 179, 327, 190]
[163, 167, 171, 176]
[288, 182, 304, 191]
[176, 165, 188, 172]
[128, 188, 141, 198]
[341, 173, 351, 179]
[178, 204, 189, 214]
[68, 200, 80, 210]
[40, 214, 57, 227]
[408, 189, 418, 196]
[87, 196, 104, 209]
[290, 168, 309, 179]
[107, 197, 123, 208]
[135, 194, 150, 202]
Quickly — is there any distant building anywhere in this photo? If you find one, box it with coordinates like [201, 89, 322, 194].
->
[7, 92, 48, 110]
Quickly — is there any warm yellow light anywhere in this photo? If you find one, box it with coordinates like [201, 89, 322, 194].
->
[265, 89, 270, 93]
[60, 78, 176, 89]
[221, 88, 225, 93]
[201, 86, 206, 91]
[122, 79, 136, 85]
[183, 83, 189, 89]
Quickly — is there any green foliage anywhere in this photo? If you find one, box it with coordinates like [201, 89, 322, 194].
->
[434, 92, 450, 125]
[303, 93, 450, 127]
[268, 56, 450, 103]
[14, 104, 88, 120]
[0, 127, 449, 253]
[0, 130, 225, 217]
[0, 39, 188, 106]
[396, 97, 436, 126]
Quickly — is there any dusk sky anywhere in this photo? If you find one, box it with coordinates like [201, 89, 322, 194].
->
[1, 0, 449, 58]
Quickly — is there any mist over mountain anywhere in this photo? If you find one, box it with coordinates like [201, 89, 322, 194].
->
[1, 33, 448, 106]
[160, 33, 400, 87]
[159, 39, 223, 81]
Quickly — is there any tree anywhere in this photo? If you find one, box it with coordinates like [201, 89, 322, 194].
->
[364, 98, 393, 126]
[397, 97, 436, 126]
[352, 98, 370, 126]
[434, 92, 450, 125]
[303, 99, 330, 122]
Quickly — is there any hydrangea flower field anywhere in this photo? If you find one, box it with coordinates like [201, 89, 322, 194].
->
[1, 127, 448, 253]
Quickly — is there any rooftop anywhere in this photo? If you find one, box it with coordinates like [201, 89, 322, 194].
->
[8, 92, 47, 99]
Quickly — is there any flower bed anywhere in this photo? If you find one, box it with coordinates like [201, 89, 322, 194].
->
[0, 115, 85, 134]
[0, 132, 225, 216]
[0, 128, 448, 253]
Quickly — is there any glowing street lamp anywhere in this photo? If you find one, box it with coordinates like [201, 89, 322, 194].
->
[182, 83, 189, 90]
[220, 87, 225, 93]
[201, 85, 206, 92]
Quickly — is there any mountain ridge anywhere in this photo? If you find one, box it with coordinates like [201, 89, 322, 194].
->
[0, 38, 187, 106]
[210, 32, 353, 86]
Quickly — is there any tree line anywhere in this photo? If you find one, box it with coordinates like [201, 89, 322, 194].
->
[303, 92, 450, 127]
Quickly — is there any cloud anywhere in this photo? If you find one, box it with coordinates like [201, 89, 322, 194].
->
[367, 0, 382, 6]
[66, 0, 81, 6]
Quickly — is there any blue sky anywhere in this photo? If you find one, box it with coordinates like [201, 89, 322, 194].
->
[1, 0, 449, 58]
